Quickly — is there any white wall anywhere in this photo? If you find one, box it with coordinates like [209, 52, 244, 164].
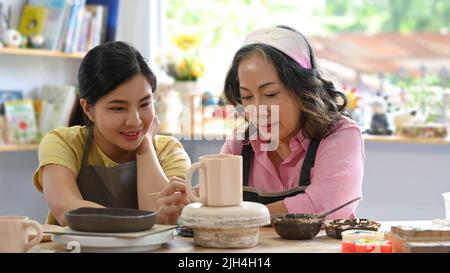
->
[116, 0, 162, 62]
[357, 142, 450, 221]
[0, 151, 47, 223]
[0, 55, 80, 96]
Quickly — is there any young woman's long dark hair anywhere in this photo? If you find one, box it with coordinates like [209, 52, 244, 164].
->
[224, 25, 349, 139]
[69, 41, 157, 126]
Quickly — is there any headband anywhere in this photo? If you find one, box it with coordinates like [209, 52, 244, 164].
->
[243, 27, 312, 69]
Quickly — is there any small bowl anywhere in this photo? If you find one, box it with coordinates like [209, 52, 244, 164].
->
[271, 214, 324, 240]
[65, 207, 158, 233]
[324, 218, 380, 239]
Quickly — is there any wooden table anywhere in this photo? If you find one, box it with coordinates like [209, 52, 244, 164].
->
[30, 220, 434, 253]
[32, 227, 341, 253]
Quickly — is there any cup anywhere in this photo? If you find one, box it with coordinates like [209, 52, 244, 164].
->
[442, 192, 450, 219]
[185, 154, 242, 207]
[0, 216, 43, 253]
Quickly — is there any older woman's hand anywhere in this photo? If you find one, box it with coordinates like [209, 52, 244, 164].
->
[155, 177, 190, 225]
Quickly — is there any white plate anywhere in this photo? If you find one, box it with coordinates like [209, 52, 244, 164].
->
[52, 229, 174, 253]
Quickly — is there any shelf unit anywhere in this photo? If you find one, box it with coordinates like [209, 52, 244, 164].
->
[0, 144, 39, 152]
[0, 47, 84, 153]
[0, 47, 85, 59]
[3, 135, 450, 153]
[363, 135, 450, 145]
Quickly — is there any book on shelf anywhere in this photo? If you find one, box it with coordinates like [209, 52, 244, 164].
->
[23, 0, 116, 53]
[0, 90, 23, 114]
[18, 4, 48, 37]
[77, 8, 91, 53]
[84, 4, 108, 52]
[86, 0, 118, 42]
[62, 0, 116, 53]
[4, 99, 39, 144]
[38, 84, 77, 135]
[63, 0, 86, 53]
[0, 115, 6, 145]
[0, 90, 23, 104]
[0, 91, 23, 145]
[28, 0, 70, 51]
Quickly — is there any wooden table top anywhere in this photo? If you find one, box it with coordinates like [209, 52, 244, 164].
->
[155, 227, 341, 253]
[30, 220, 433, 253]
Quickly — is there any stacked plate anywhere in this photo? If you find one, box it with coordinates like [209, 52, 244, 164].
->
[47, 207, 175, 253]
[51, 229, 174, 253]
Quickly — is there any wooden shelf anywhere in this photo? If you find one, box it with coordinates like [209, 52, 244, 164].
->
[363, 135, 450, 145]
[0, 144, 39, 152]
[0, 47, 85, 59]
[1, 135, 449, 153]
[162, 131, 450, 145]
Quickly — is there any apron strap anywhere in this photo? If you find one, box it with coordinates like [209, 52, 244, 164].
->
[81, 127, 94, 168]
[298, 138, 321, 186]
[241, 138, 321, 187]
[242, 143, 253, 187]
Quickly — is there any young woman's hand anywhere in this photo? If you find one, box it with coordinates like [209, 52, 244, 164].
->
[137, 116, 160, 155]
[147, 115, 161, 138]
[155, 177, 190, 225]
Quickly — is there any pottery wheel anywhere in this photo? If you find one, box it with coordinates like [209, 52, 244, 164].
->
[179, 201, 270, 228]
[178, 201, 270, 248]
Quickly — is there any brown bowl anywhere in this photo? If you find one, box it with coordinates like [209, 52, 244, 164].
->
[324, 219, 380, 239]
[271, 214, 324, 240]
[65, 207, 157, 233]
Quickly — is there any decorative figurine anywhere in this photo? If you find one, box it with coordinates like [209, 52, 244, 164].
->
[154, 73, 183, 133]
[19, 34, 28, 48]
[365, 97, 393, 135]
[2, 29, 22, 48]
[30, 34, 45, 48]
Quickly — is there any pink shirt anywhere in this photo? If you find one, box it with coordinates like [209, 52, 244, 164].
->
[220, 117, 364, 219]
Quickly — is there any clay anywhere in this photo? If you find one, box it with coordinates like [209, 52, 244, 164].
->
[179, 202, 270, 248]
[325, 219, 380, 239]
[65, 207, 157, 233]
[271, 214, 323, 240]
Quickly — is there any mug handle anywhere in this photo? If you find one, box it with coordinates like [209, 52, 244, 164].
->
[24, 220, 43, 252]
[185, 162, 206, 203]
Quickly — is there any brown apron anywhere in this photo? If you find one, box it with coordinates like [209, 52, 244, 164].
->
[76, 128, 138, 208]
[241, 138, 321, 204]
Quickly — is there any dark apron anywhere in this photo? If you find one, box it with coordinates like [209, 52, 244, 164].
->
[242, 138, 321, 204]
[76, 128, 138, 208]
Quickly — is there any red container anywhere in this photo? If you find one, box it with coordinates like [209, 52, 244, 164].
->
[342, 239, 392, 253]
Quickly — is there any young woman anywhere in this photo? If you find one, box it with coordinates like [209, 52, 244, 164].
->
[221, 26, 364, 219]
[33, 42, 190, 225]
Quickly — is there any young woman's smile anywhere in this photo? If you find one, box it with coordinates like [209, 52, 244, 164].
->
[120, 130, 142, 142]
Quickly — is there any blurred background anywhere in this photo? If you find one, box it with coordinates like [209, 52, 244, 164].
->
[0, 0, 449, 223]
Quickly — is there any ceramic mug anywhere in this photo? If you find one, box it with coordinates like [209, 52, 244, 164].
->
[0, 216, 43, 253]
[443, 192, 450, 219]
[185, 154, 243, 207]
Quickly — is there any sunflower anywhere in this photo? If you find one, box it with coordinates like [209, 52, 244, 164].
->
[173, 34, 200, 51]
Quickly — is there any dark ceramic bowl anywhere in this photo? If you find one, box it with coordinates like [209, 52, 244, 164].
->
[65, 207, 158, 233]
[324, 219, 380, 239]
[271, 214, 324, 240]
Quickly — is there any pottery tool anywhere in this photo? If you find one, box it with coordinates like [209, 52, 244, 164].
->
[314, 197, 362, 219]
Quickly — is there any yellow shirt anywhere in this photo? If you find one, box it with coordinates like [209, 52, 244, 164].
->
[33, 126, 191, 224]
